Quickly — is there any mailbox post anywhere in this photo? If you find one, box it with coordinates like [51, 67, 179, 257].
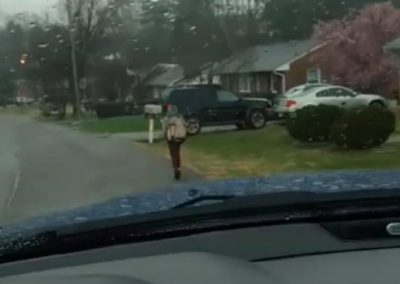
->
[144, 104, 163, 144]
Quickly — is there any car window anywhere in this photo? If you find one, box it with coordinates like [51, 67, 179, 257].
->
[169, 89, 204, 107]
[286, 86, 302, 94]
[316, 89, 335, 97]
[304, 84, 328, 91]
[217, 90, 239, 102]
[333, 88, 356, 97]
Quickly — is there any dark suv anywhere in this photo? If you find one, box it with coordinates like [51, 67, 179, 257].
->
[165, 85, 272, 135]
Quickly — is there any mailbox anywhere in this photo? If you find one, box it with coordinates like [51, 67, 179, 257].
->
[144, 104, 163, 144]
[144, 104, 162, 118]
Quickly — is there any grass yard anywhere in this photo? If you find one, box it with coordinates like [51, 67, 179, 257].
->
[0, 105, 39, 117]
[152, 125, 400, 179]
[78, 116, 161, 134]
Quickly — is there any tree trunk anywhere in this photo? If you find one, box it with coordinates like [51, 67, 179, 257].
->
[70, 48, 81, 118]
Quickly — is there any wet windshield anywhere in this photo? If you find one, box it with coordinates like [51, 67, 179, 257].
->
[0, 0, 400, 238]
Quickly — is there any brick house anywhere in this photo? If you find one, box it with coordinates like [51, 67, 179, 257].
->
[214, 40, 325, 99]
[131, 63, 184, 103]
[384, 37, 400, 101]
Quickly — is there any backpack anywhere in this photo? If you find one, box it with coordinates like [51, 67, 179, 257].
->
[166, 116, 187, 141]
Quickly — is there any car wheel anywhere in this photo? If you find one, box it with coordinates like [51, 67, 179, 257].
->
[248, 110, 267, 129]
[370, 101, 384, 108]
[185, 117, 202, 135]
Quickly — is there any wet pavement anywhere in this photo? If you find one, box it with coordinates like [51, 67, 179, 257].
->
[0, 115, 200, 224]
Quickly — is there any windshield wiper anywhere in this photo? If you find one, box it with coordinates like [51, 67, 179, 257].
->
[2, 189, 400, 265]
[171, 194, 235, 210]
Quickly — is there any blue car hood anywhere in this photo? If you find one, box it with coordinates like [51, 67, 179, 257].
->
[4, 170, 400, 234]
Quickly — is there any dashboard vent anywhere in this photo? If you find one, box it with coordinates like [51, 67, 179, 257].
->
[320, 218, 400, 241]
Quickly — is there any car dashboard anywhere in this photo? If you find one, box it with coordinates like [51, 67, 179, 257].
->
[0, 222, 400, 284]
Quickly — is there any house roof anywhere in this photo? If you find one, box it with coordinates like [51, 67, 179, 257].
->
[384, 37, 400, 54]
[215, 40, 317, 74]
[144, 64, 184, 87]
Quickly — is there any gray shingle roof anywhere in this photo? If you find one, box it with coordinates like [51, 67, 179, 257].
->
[385, 37, 400, 53]
[215, 40, 316, 74]
[145, 64, 184, 87]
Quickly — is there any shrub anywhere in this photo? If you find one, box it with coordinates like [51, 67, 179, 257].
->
[94, 102, 135, 119]
[330, 106, 396, 150]
[285, 105, 343, 143]
[39, 104, 52, 117]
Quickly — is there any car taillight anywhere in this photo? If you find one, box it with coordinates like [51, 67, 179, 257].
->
[286, 100, 297, 108]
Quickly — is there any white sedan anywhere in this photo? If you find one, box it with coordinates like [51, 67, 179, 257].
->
[276, 85, 387, 114]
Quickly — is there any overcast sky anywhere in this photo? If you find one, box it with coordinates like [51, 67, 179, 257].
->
[0, 0, 56, 15]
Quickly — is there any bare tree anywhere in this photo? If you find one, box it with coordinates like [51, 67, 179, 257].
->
[59, 0, 130, 117]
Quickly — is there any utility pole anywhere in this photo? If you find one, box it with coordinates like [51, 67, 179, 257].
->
[70, 41, 81, 118]
[65, 0, 81, 118]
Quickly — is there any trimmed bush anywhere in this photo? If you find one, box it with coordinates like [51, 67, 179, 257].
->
[285, 105, 343, 143]
[94, 102, 135, 119]
[331, 106, 396, 150]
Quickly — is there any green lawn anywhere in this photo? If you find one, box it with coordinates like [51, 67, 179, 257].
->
[78, 116, 161, 134]
[0, 105, 39, 117]
[153, 125, 400, 179]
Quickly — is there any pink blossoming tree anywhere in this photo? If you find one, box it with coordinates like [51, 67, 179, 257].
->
[312, 3, 400, 97]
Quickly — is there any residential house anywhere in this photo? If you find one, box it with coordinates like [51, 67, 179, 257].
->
[215, 40, 325, 98]
[214, 0, 263, 15]
[135, 63, 184, 102]
[385, 37, 400, 55]
[15, 79, 36, 100]
[176, 62, 221, 86]
[384, 37, 400, 101]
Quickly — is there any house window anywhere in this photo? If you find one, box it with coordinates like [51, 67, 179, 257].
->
[222, 75, 230, 89]
[270, 74, 279, 94]
[213, 75, 221, 85]
[307, 68, 322, 84]
[239, 74, 251, 93]
[255, 74, 261, 93]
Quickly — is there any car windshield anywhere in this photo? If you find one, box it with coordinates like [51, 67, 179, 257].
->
[284, 84, 329, 97]
[1, 0, 400, 254]
[286, 86, 322, 98]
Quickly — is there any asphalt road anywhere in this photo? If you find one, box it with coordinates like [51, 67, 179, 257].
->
[0, 115, 199, 224]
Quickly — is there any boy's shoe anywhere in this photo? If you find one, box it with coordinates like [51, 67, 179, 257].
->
[174, 169, 182, 181]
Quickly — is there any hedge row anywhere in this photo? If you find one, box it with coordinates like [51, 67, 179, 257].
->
[94, 102, 136, 119]
[285, 105, 396, 150]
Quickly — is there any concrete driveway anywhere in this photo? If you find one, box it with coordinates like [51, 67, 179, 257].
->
[0, 115, 200, 224]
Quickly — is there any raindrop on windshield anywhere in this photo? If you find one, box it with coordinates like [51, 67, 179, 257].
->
[188, 189, 199, 198]
[38, 43, 49, 49]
